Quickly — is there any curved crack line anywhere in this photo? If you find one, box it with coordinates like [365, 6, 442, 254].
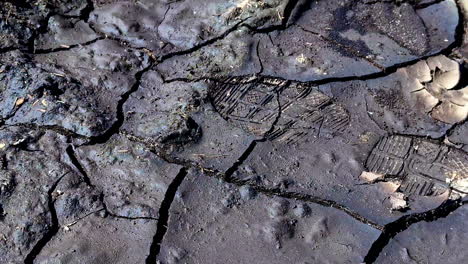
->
[142, 110, 384, 231]
[120, 127, 462, 233]
[363, 198, 464, 263]
[110, 214, 159, 221]
[219, 140, 384, 230]
[23, 171, 71, 264]
[415, 0, 449, 9]
[83, 61, 155, 146]
[363, 0, 448, 10]
[61, 208, 105, 231]
[156, 5, 172, 42]
[158, 0, 465, 85]
[98, 192, 160, 221]
[226, 174, 384, 230]
[157, 18, 249, 62]
[0, 46, 23, 53]
[145, 167, 188, 264]
[65, 145, 93, 186]
[65, 150, 161, 220]
[364, 96, 387, 132]
[32, 37, 104, 54]
[256, 38, 264, 75]
[5, 123, 88, 141]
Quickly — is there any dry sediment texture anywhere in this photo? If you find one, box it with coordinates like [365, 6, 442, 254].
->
[0, 0, 467, 263]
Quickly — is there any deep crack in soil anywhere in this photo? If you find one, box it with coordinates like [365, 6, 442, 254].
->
[84, 63, 155, 146]
[23, 172, 70, 264]
[363, 198, 465, 263]
[146, 167, 188, 264]
[65, 145, 93, 186]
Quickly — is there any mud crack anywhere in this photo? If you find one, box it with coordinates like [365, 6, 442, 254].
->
[23, 172, 70, 264]
[32, 37, 104, 54]
[145, 167, 188, 264]
[84, 62, 154, 146]
[159, 0, 465, 85]
[65, 145, 93, 186]
[158, 18, 249, 62]
[220, 142, 384, 230]
[363, 0, 448, 9]
[363, 198, 465, 263]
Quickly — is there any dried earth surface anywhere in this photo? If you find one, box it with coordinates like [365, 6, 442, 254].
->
[0, 0, 467, 263]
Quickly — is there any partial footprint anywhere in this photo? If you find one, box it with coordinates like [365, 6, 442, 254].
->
[209, 76, 350, 143]
[366, 135, 468, 196]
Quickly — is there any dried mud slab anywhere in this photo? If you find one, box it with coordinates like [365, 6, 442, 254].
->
[0, 127, 79, 263]
[376, 205, 468, 263]
[28, 39, 150, 137]
[52, 173, 104, 227]
[294, 0, 458, 59]
[34, 39, 150, 97]
[0, 0, 88, 50]
[0, 2, 47, 50]
[76, 134, 182, 219]
[34, 16, 99, 51]
[167, 101, 258, 171]
[234, 138, 452, 225]
[27, 169, 154, 263]
[454, 0, 468, 59]
[0, 0, 466, 263]
[31, 171, 151, 264]
[156, 170, 381, 264]
[34, 216, 157, 264]
[158, 0, 459, 81]
[90, 0, 291, 54]
[0, 52, 115, 137]
[257, 25, 382, 81]
[365, 55, 467, 137]
[156, 28, 262, 80]
[122, 70, 204, 146]
[122, 71, 258, 172]
[89, 0, 168, 53]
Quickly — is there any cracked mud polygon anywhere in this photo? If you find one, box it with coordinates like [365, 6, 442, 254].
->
[1, 0, 467, 263]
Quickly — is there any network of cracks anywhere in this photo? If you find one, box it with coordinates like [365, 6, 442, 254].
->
[0, 0, 467, 263]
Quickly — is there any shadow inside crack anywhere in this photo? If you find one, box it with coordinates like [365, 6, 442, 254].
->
[363, 198, 464, 263]
[145, 167, 188, 264]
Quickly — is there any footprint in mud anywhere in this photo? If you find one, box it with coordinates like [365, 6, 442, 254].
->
[208, 76, 350, 143]
[365, 135, 468, 197]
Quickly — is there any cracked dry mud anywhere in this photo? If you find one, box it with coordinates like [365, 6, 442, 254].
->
[0, 0, 467, 263]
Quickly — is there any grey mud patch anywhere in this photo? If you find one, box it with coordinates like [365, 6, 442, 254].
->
[156, 170, 382, 264]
